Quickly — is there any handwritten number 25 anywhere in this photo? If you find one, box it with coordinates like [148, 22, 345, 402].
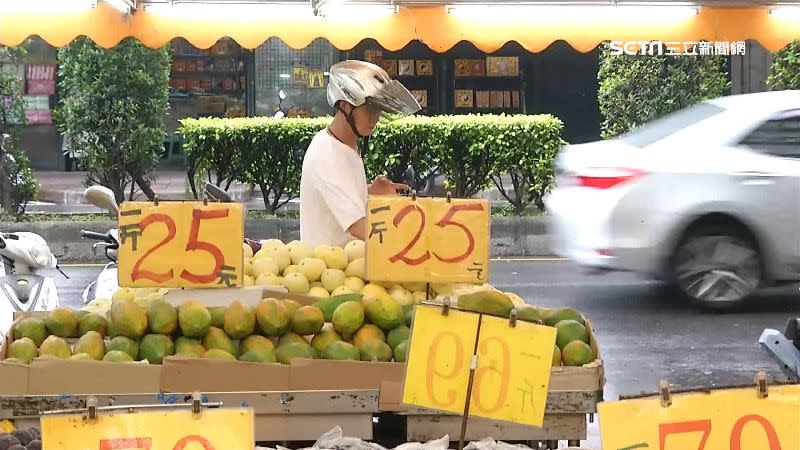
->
[131, 208, 228, 283]
[389, 203, 484, 266]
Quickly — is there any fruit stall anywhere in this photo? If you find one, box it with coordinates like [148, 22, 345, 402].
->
[0, 195, 603, 448]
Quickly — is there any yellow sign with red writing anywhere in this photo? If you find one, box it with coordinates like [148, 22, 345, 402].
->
[402, 304, 556, 427]
[365, 195, 490, 284]
[117, 201, 244, 289]
[41, 408, 254, 450]
[599, 384, 800, 450]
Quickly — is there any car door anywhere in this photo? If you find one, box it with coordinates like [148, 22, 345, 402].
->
[733, 108, 800, 274]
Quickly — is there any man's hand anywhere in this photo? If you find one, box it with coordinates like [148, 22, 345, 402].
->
[369, 175, 409, 196]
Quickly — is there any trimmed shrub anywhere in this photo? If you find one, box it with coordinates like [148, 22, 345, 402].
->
[768, 40, 800, 91]
[598, 41, 730, 139]
[179, 114, 566, 214]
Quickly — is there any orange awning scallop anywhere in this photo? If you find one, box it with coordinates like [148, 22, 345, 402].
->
[1, 2, 800, 52]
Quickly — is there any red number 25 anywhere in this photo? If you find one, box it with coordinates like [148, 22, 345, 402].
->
[131, 208, 229, 284]
[389, 203, 484, 266]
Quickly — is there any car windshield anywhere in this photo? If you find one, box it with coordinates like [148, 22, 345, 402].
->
[619, 101, 726, 148]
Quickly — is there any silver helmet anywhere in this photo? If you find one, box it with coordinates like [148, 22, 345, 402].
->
[327, 60, 421, 117]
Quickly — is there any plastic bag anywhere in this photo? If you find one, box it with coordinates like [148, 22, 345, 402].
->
[256, 427, 452, 450]
[464, 438, 530, 450]
[392, 434, 450, 450]
[310, 426, 386, 450]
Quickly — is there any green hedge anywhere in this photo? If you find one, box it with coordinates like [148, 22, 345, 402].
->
[768, 40, 800, 90]
[597, 42, 730, 139]
[179, 114, 566, 214]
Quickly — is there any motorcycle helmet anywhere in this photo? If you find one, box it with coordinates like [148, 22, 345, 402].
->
[327, 60, 421, 137]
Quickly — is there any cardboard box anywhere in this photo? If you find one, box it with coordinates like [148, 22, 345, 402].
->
[160, 357, 290, 392]
[289, 359, 404, 390]
[27, 359, 161, 395]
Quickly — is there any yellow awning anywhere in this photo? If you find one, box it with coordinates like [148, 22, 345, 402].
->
[2, 3, 799, 52]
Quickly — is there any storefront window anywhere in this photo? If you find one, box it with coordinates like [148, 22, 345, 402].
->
[254, 38, 342, 118]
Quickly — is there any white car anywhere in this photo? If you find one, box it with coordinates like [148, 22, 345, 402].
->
[546, 90, 800, 309]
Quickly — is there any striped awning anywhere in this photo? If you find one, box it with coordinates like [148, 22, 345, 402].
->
[1, 1, 799, 52]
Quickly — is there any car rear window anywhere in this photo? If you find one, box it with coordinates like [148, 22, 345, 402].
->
[620, 102, 726, 148]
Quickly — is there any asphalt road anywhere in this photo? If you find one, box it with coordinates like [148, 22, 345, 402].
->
[57, 258, 796, 401]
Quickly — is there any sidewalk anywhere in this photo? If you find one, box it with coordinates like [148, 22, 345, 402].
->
[32, 170, 517, 213]
[34, 170, 252, 205]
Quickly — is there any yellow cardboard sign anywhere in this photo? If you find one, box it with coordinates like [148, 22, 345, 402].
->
[41, 408, 254, 450]
[365, 195, 490, 284]
[403, 305, 556, 427]
[117, 201, 244, 288]
[599, 384, 800, 450]
[403, 305, 479, 415]
[471, 314, 556, 426]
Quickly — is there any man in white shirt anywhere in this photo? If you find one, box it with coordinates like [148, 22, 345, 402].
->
[300, 60, 421, 248]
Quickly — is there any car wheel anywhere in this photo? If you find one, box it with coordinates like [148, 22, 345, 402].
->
[670, 226, 762, 309]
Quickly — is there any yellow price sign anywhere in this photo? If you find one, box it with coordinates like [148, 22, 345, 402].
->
[599, 384, 800, 450]
[403, 305, 479, 415]
[41, 408, 254, 450]
[403, 305, 556, 427]
[117, 201, 244, 289]
[365, 195, 490, 284]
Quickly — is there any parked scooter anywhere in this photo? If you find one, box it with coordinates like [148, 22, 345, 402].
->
[0, 230, 61, 341]
[79, 185, 120, 304]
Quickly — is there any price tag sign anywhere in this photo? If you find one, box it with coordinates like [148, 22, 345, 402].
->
[403, 304, 557, 427]
[41, 408, 254, 449]
[118, 201, 244, 289]
[365, 195, 490, 284]
[599, 384, 800, 450]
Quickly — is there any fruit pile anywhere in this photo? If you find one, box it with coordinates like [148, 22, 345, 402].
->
[0, 428, 41, 449]
[453, 286, 596, 367]
[6, 291, 413, 364]
[7, 239, 595, 368]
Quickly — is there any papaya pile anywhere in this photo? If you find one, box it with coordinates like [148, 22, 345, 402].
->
[25, 238, 596, 368]
[453, 286, 596, 367]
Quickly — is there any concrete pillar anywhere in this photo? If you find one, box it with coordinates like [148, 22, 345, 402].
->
[731, 40, 773, 94]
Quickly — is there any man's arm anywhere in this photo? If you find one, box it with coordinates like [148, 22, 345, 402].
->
[347, 217, 367, 241]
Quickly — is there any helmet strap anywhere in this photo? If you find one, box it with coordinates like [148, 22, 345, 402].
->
[337, 103, 366, 140]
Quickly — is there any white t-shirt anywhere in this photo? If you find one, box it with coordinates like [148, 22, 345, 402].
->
[299, 130, 368, 249]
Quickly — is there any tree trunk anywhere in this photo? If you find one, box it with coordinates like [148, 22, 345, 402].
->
[131, 174, 157, 201]
[259, 183, 275, 214]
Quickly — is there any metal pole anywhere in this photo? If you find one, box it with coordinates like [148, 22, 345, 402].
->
[458, 314, 483, 450]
